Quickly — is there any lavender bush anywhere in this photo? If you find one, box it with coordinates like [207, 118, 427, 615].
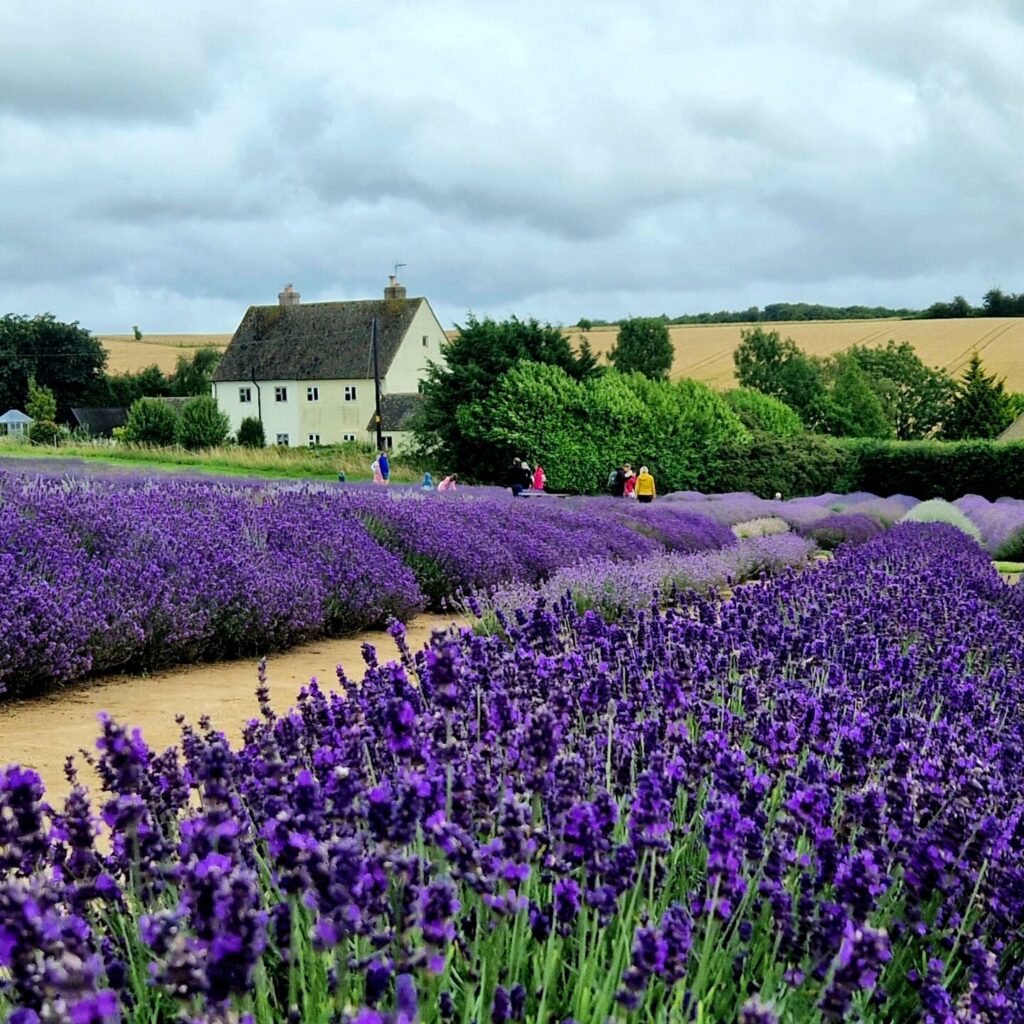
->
[3, 523, 1024, 1022]
[471, 533, 817, 624]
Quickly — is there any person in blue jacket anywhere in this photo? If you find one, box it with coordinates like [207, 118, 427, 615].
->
[378, 450, 390, 484]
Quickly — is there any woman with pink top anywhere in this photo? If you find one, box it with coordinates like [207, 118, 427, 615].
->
[438, 473, 458, 491]
[532, 464, 546, 491]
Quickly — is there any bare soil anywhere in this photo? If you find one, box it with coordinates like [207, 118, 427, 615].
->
[0, 615, 459, 805]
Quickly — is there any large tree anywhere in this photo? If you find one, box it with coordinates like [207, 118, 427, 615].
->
[169, 346, 222, 397]
[942, 352, 1014, 440]
[0, 313, 107, 418]
[846, 340, 954, 439]
[609, 317, 674, 380]
[732, 327, 830, 429]
[416, 314, 598, 477]
[822, 355, 893, 438]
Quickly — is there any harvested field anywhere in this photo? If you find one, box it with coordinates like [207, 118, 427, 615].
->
[560, 317, 1024, 391]
[99, 333, 230, 373]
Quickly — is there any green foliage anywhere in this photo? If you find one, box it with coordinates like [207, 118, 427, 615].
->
[732, 328, 830, 429]
[0, 313, 107, 419]
[175, 395, 230, 450]
[122, 398, 179, 446]
[835, 439, 1024, 500]
[28, 420, 62, 446]
[608, 317, 674, 380]
[900, 499, 982, 541]
[237, 416, 266, 448]
[993, 528, 1024, 562]
[705, 431, 856, 498]
[25, 377, 57, 422]
[170, 346, 222, 397]
[982, 287, 1024, 316]
[723, 388, 803, 437]
[458, 362, 748, 493]
[822, 355, 893, 438]
[921, 295, 976, 318]
[416, 314, 600, 476]
[90, 365, 172, 407]
[941, 353, 1014, 440]
[846, 340, 955, 439]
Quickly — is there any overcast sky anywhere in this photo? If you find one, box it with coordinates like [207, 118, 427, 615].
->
[2, 0, 1022, 334]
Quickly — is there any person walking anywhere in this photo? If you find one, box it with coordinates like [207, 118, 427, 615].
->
[623, 466, 637, 499]
[532, 464, 546, 491]
[438, 473, 458, 491]
[421, 472, 433, 490]
[371, 456, 384, 485]
[378, 450, 390, 484]
[634, 465, 656, 504]
[609, 464, 627, 497]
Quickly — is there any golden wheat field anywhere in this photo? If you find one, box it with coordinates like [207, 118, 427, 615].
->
[99, 334, 231, 375]
[561, 318, 1024, 392]
[102, 318, 1024, 392]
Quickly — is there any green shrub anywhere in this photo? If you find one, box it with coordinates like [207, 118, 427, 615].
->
[723, 389, 804, 437]
[175, 395, 230, 450]
[900, 499, 982, 541]
[237, 416, 266, 448]
[28, 419, 61, 446]
[703, 431, 855, 498]
[993, 527, 1024, 562]
[123, 398, 179, 446]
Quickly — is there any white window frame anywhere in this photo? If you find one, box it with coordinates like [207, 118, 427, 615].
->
[308, 433, 321, 446]
[306, 386, 319, 402]
[344, 385, 357, 402]
[342, 433, 357, 442]
[274, 386, 288, 403]
[239, 386, 252, 403]
[276, 433, 289, 446]
[382, 435, 394, 450]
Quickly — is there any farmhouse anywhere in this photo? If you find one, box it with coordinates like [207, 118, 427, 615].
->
[212, 278, 445, 450]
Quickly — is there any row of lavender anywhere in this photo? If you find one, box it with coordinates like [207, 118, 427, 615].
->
[660, 488, 1024, 559]
[3, 523, 1024, 1022]
[0, 470, 734, 694]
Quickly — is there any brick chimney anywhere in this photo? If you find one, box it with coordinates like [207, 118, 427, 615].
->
[278, 283, 300, 307]
[384, 274, 407, 300]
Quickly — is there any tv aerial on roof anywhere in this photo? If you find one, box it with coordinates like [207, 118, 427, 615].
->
[393, 261, 406, 278]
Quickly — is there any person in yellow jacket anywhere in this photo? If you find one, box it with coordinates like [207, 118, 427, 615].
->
[634, 465, 656, 504]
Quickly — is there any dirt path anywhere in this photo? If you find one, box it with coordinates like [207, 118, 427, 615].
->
[0, 614, 460, 805]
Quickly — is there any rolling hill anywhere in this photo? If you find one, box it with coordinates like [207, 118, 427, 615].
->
[100, 318, 1024, 392]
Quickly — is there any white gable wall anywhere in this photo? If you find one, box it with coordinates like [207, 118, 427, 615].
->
[383, 300, 446, 394]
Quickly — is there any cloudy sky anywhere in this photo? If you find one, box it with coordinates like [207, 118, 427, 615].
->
[2, 0, 1022, 334]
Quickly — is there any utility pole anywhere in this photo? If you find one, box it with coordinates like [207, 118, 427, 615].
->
[371, 316, 383, 451]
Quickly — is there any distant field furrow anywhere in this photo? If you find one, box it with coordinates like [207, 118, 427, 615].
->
[101, 318, 1024, 391]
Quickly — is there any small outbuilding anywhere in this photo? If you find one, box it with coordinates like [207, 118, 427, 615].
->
[70, 407, 128, 438]
[997, 413, 1024, 442]
[0, 409, 33, 438]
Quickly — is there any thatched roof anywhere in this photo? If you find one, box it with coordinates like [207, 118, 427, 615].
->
[365, 393, 423, 432]
[213, 298, 424, 383]
[71, 407, 127, 437]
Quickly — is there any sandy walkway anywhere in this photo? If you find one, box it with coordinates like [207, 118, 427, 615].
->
[0, 614, 460, 805]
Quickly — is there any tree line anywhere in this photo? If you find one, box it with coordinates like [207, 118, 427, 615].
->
[0, 313, 221, 422]
[574, 286, 1024, 328]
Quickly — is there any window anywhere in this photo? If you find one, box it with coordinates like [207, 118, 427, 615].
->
[342, 433, 357, 443]
[274, 386, 288, 402]
[238, 386, 252, 403]
[276, 433, 289, 446]
[308, 433, 321, 446]
[382, 435, 394, 450]
[306, 386, 319, 402]
[422, 334, 428, 347]
[344, 385, 357, 401]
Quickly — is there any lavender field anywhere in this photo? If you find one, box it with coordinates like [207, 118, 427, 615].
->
[3, 523, 1024, 1022]
[4, 463, 1024, 1022]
